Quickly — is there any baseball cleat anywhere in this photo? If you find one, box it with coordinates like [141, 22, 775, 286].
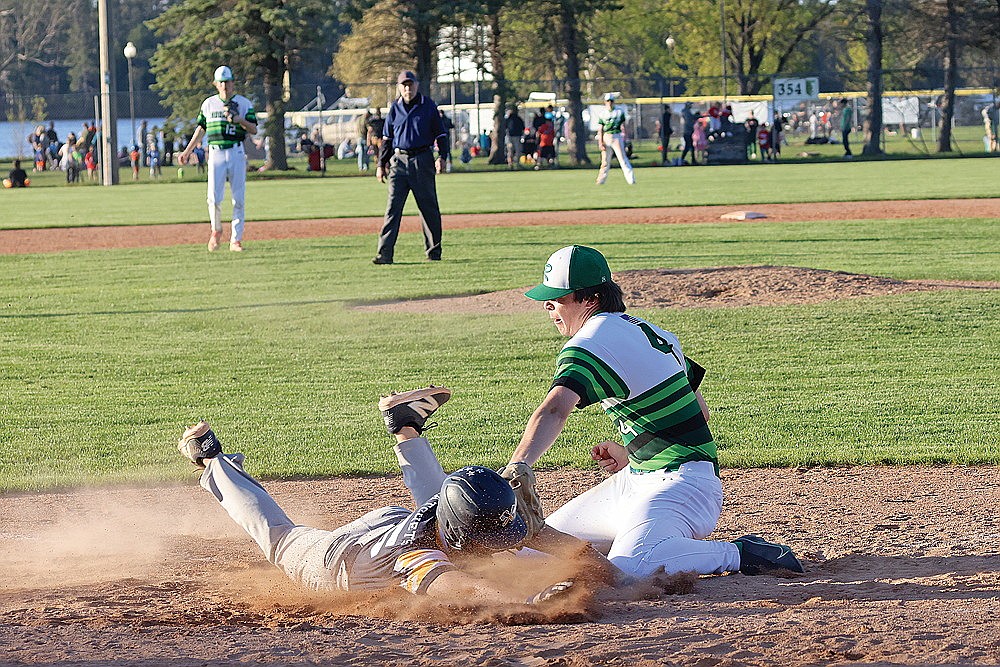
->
[372, 255, 393, 265]
[733, 534, 804, 575]
[208, 231, 222, 252]
[378, 385, 451, 435]
[229, 241, 244, 252]
[178, 420, 223, 467]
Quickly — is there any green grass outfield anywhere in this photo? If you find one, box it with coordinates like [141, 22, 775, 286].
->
[1, 217, 997, 491]
[1, 157, 999, 230]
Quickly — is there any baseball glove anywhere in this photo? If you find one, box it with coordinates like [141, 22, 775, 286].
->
[224, 99, 239, 123]
[499, 462, 545, 540]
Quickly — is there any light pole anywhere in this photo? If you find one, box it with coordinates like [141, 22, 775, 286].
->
[124, 41, 137, 150]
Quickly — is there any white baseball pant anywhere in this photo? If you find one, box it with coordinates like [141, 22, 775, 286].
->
[545, 462, 740, 577]
[394, 438, 740, 578]
[596, 133, 636, 185]
[207, 143, 247, 242]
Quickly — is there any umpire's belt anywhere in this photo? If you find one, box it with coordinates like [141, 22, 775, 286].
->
[394, 145, 432, 156]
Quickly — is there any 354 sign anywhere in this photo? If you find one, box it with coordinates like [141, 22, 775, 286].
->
[773, 77, 820, 101]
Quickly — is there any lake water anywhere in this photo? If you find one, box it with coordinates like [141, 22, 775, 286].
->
[1, 118, 168, 159]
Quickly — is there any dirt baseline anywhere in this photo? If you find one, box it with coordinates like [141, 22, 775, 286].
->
[3, 197, 1000, 254]
[1, 465, 998, 666]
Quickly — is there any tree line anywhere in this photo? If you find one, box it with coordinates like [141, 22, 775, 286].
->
[1, 0, 997, 168]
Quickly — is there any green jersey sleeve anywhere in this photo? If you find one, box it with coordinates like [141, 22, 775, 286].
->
[552, 345, 628, 408]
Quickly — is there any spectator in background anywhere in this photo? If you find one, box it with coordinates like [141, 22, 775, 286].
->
[45, 122, 59, 157]
[297, 132, 315, 154]
[193, 144, 206, 173]
[681, 102, 700, 165]
[989, 103, 1000, 153]
[148, 140, 161, 179]
[658, 105, 673, 165]
[478, 131, 490, 156]
[337, 137, 354, 160]
[4, 159, 29, 188]
[77, 122, 96, 153]
[707, 101, 721, 131]
[744, 111, 759, 160]
[692, 117, 708, 164]
[367, 108, 385, 154]
[59, 133, 79, 182]
[771, 112, 783, 160]
[130, 145, 141, 181]
[139, 120, 148, 166]
[438, 109, 454, 172]
[28, 125, 47, 171]
[535, 115, 556, 169]
[757, 122, 771, 162]
[357, 110, 371, 172]
[720, 104, 733, 130]
[531, 109, 546, 142]
[84, 148, 98, 181]
[839, 98, 853, 157]
[505, 107, 525, 169]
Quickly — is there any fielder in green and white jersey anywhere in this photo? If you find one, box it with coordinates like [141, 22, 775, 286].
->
[179, 65, 257, 252]
[595, 93, 635, 185]
[507, 244, 805, 580]
[196, 93, 257, 149]
[552, 311, 717, 475]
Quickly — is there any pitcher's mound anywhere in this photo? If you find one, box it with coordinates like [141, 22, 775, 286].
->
[357, 266, 998, 314]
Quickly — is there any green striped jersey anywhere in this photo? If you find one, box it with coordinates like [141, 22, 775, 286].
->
[552, 312, 718, 475]
[596, 106, 627, 134]
[196, 94, 257, 148]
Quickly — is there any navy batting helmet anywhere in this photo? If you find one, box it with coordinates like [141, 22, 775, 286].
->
[437, 466, 527, 553]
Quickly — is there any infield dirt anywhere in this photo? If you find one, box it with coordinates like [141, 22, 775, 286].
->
[1, 465, 998, 666]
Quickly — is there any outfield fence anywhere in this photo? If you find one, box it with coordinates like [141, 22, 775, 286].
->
[4, 67, 999, 161]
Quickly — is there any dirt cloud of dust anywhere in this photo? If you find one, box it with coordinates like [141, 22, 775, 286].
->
[207, 544, 607, 625]
[212, 544, 696, 626]
[0, 485, 238, 590]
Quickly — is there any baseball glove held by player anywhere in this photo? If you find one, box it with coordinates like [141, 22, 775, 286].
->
[499, 462, 545, 540]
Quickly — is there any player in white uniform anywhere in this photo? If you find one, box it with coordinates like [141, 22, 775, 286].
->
[178, 66, 257, 252]
[506, 246, 803, 578]
[595, 93, 635, 185]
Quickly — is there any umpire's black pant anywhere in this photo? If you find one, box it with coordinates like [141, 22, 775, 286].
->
[377, 150, 442, 261]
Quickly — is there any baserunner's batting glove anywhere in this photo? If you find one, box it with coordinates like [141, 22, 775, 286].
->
[499, 462, 545, 540]
[526, 580, 574, 605]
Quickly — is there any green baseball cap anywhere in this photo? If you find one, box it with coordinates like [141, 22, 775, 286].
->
[525, 245, 612, 301]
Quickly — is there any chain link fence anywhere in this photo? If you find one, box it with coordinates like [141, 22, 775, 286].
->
[4, 68, 999, 163]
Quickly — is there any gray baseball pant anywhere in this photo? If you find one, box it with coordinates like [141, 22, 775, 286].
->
[376, 151, 442, 260]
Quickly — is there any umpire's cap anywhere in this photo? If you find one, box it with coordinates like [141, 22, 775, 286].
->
[437, 466, 527, 552]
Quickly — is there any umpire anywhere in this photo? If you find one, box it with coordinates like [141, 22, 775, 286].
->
[373, 70, 448, 264]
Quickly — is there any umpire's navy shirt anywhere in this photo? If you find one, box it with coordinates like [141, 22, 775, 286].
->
[379, 93, 447, 166]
